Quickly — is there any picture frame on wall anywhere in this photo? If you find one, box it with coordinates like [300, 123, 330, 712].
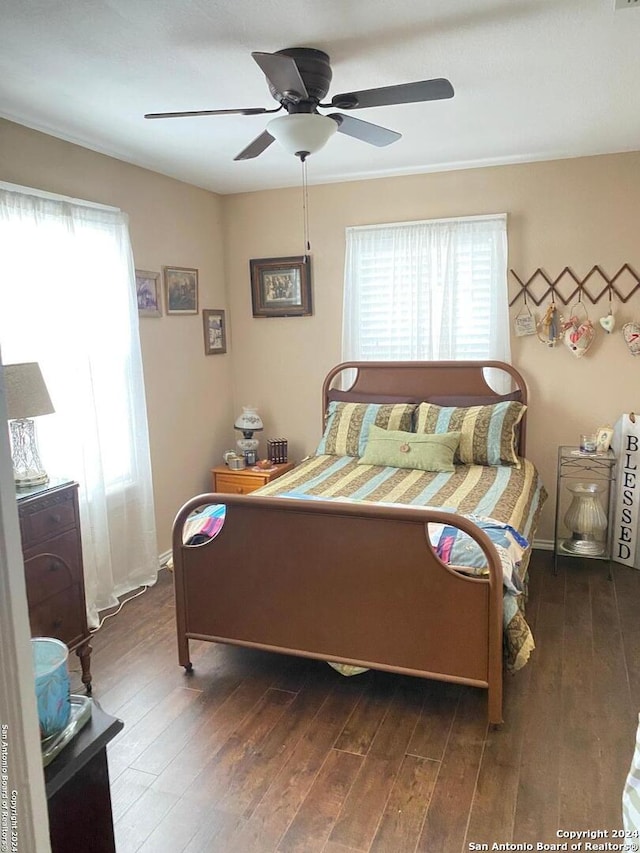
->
[135, 269, 162, 317]
[163, 266, 199, 314]
[203, 309, 227, 355]
[250, 255, 312, 318]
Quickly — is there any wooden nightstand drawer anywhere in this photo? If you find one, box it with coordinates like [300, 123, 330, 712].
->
[211, 462, 295, 495]
[215, 475, 257, 495]
[19, 489, 76, 547]
[23, 529, 81, 607]
[29, 584, 86, 648]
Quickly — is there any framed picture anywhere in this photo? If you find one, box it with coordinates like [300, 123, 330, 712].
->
[250, 256, 312, 318]
[203, 309, 227, 355]
[135, 270, 162, 317]
[596, 425, 614, 453]
[163, 266, 199, 314]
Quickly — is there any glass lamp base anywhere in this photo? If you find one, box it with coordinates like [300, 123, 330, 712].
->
[10, 418, 49, 489]
[15, 471, 49, 489]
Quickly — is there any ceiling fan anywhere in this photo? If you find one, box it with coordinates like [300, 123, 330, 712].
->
[144, 47, 454, 161]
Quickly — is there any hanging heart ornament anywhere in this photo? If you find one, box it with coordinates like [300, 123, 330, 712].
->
[561, 300, 594, 358]
[599, 312, 615, 334]
[623, 322, 640, 356]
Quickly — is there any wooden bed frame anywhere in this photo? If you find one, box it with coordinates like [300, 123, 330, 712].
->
[172, 360, 529, 725]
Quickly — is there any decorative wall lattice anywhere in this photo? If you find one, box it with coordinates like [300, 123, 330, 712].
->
[509, 264, 640, 307]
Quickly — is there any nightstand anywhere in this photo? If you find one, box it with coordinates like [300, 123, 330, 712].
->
[45, 701, 123, 853]
[17, 479, 92, 691]
[211, 461, 295, 495]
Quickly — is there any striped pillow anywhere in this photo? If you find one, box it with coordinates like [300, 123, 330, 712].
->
[316, 402, 415, 458]
[415, 400, 526, 467]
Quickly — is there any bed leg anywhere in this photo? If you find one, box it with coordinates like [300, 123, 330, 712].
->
[178, 635, 192, 674]
[488, 682, 503, 726]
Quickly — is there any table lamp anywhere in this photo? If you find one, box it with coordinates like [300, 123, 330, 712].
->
[234, 406, 263, 465]
[4, 362, 55, 488]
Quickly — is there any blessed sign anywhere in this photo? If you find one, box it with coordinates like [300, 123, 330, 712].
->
[612, 414, 640, 568]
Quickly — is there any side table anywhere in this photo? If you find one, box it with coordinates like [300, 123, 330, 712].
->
[45, 700, 123, 853]
[553, 445, 616, 575]
[211, 461, 295, 495]
[17, 479, 92, 691]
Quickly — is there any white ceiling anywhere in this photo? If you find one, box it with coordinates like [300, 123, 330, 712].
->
[1, 0, 639, 195]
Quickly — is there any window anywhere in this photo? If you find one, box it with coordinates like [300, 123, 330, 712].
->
[343, 214, 510, 364]
[0, 184, 158, 625]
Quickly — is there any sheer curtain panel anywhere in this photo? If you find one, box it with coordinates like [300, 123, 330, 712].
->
[343, 215, 510, 376]
[0, 185, 159, 626]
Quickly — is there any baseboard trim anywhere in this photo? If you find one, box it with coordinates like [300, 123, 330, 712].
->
[159, 549, 172, 568]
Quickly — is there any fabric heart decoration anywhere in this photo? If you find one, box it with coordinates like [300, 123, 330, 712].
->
[562, 315, 595, 358]
[623, 322, 640, 356]
[599, 313, 615, 334]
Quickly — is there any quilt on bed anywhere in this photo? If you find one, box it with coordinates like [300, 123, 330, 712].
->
[255, 454, 547, 671]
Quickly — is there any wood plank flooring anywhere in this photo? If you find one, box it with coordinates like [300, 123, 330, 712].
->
[69, 550, 640, 853]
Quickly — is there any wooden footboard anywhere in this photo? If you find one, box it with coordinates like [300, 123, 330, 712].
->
[172, 493, 505, 724]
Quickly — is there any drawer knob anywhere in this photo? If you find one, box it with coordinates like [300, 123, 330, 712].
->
[49, 513, 61, 524]
[48, 559, 59, 572]
[52, 618, 63, 630]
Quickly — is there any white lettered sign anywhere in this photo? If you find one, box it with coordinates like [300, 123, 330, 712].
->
[612, 414, 640, 568]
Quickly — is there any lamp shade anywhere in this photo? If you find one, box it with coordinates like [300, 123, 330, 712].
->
[234, 406, 263, 432]
[4, 362, 54, 420]
[267, 113, 337, 156]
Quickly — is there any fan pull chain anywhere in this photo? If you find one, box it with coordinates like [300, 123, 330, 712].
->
[301, 155, 311, 255]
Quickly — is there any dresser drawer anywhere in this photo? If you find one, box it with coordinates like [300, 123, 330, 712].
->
[23, 529, 81, 608]
[29, 585, 86, 649]
[215, 474, 263, 495]
[20, 492, 76, 546]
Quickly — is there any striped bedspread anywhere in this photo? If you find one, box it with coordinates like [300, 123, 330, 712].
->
[257, 455, 547, 671]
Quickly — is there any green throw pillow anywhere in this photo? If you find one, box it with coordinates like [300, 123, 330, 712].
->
[358, 425, 461, 472]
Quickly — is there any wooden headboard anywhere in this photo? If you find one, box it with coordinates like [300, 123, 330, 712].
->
[322, 360, 528, 457]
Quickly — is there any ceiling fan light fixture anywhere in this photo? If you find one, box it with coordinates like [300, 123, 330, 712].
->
[267, 113, 337, 157]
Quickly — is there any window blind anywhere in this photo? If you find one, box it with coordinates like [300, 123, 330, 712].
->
[343, 215, 510, 365]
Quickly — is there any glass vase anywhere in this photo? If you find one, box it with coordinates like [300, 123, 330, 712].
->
[562, 482, 608, 556]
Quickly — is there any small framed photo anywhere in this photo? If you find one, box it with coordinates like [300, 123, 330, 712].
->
[203, 309, 227, 355]
[163, 266, 199, 314]
[596, 426, 614, 453]
[250, 256, 312, 318]
[135, 270, 162, 317]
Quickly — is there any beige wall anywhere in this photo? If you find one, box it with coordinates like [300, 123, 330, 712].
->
[223, 152, 640, 539]
[2, 115, 638, 544]
[0, 119, 233, 552]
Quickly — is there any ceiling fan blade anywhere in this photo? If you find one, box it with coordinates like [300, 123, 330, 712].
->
[251, 51, 309, 101]
[144, 107, 271, 119]
[328, 114, 401, 147]
[330, 78, 454, 110]
[234, 130, 276, 161]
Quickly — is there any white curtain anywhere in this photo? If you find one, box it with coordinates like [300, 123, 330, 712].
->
[0, 185, 158, 627]
[343, 215, 510, 369]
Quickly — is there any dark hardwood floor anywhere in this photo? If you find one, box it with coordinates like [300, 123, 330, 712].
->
[68, 550, 640, 853]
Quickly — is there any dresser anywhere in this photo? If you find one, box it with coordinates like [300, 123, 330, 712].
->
[17, 480, 92, 692]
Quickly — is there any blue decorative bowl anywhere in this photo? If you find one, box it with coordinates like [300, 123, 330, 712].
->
[32, 638, 71, 740]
